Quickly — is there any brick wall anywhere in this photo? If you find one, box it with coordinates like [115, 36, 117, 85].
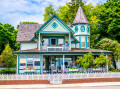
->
[0, 80, 50, 85]
[62, 78, 120, 84]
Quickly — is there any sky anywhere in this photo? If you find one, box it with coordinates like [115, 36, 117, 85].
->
[0, 0, 107, 28]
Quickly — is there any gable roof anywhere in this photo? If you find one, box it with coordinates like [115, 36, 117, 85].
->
[16, 23, 73, 42]
[16, 23, 43, 42]
[35, 14, 74, 34]
[72, 6, 89, 24]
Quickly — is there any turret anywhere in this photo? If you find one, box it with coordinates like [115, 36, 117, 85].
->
[72, 6, 90, 49]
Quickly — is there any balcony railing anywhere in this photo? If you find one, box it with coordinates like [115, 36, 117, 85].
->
[40, 45, 69, 51]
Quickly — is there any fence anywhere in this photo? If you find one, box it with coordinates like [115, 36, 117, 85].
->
[0, 72, 120, 84]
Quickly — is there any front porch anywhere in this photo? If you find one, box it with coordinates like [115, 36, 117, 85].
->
[17, 53, 109, 74]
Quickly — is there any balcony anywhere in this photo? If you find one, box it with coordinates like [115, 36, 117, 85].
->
[40, 45, 69, 51]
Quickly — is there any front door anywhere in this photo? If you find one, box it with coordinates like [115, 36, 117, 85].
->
[51, 38, 56, 45]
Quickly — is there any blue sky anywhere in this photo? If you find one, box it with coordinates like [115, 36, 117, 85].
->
[0, 0, 107, 28]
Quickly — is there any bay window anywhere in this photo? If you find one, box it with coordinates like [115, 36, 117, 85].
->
[27, 55, 33, 68]
[87, 36, 90, 48]
[81, 36, 85, 48]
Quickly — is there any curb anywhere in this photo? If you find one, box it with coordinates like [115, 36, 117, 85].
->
[0, 82, 120, 88]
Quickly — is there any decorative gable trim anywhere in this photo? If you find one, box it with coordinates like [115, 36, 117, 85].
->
[34, 14, 74, 34]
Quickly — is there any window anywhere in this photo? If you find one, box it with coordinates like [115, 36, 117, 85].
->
[58, 38, 64, 45]
[87, 27, 89, 33]
[43, 38, 48, 46]
[20, 59, 26, 66]
[74, 26, 78, 33]
[81, 26, 85, 32]
[51, 38, 56, 45]
[87, 36, 90, 48]
[27, 56, 33, 68]
[34, 59, 40, 66]
[81, 36, 85, 48]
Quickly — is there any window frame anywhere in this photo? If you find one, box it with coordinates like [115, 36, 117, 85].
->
[74, 26, 78, 33]
[81, 25, 85, 32]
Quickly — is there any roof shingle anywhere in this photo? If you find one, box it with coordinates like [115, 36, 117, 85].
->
[16, 23, 43, 42]
[73, 6, 89, 24]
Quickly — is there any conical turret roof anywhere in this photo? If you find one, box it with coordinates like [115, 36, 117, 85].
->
[72, 6, 89, 24]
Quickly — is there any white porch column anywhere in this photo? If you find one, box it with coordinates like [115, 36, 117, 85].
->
[106, 55, 108, 72]
[63, 55, 65, 73]
[69, 32, 71, 50]
[38, 33, 40, 50]
[40, 55, 43, 73]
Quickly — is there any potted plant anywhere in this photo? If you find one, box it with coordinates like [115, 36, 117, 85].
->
[41, 40, 44, 46]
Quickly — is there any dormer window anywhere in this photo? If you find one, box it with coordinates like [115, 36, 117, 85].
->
[81, 25, 85, 32]
[74, 26, 78, 33]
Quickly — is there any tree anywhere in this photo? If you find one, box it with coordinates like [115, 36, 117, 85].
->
[0, 23, 11, 54]
[22, 22, 39, 24]
[76, 52, 94, 69]
[96, 38, 120, 69]
[43, 4, 55, 22]
[0, 23, 20, 54]
[0, 44, 16, 69]
[98, 0, 120, 43]
[94, 53, 111, 68]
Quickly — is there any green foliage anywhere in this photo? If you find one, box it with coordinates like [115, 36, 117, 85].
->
[44, 4, 55, 22]
[94, 53, 111, 68]
[98, 0, 120, 43]
[0, 69, 16, 74]
[96, 38, 120, 69]
[0, 44, 16, 69]
[22, 22, 39, 24]
[77, 52, 94, 69]
[0, 23, 20, 54]
[109, 68, 119, 72]
[77, 52, 110, 69]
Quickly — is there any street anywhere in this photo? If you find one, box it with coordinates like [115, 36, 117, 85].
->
[32, 86, 120, 89]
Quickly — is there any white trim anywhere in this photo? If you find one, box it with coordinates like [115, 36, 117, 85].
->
[38, 33, 40, 50]
[106, 55, 108, 72]
[63, 55, 65, 73]
[69, 33, 71, 50]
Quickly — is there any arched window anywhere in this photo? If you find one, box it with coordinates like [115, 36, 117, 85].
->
[81, 25, 85, 32]
[87, 27, 89, 33]
[74, 26, 78, 33]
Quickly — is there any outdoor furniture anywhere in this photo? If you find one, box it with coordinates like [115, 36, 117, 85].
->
[51, 67, 57, 73]
[69, 68, 79, 72]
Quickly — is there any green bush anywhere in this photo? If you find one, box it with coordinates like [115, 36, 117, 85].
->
[109, 68, 119, 72]
[0, 69, 16, 74]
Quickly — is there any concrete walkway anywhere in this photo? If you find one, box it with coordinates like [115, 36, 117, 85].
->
[0, 82, 120, 88]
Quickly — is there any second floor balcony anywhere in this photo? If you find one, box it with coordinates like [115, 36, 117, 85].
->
[40, 44, 69, 51]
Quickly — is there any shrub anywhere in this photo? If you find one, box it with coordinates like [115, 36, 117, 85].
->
[109, 68, 119, 72]
[0, 69, 16, 74]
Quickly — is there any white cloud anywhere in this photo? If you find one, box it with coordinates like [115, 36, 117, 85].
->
[86, 0, 106, 6]
[0, 0, 106, 28]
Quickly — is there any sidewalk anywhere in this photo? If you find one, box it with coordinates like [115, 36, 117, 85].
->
[0, 82, 120, 88]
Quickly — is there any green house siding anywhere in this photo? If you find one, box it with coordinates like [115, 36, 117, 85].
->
[41, 19, 69, 32]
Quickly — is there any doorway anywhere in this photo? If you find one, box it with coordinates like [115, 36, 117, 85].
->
[51, 38, 56, 45]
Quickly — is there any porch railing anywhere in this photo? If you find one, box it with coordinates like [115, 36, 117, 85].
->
[0, 72, 120, 80]
[40, 45, 69, 51]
